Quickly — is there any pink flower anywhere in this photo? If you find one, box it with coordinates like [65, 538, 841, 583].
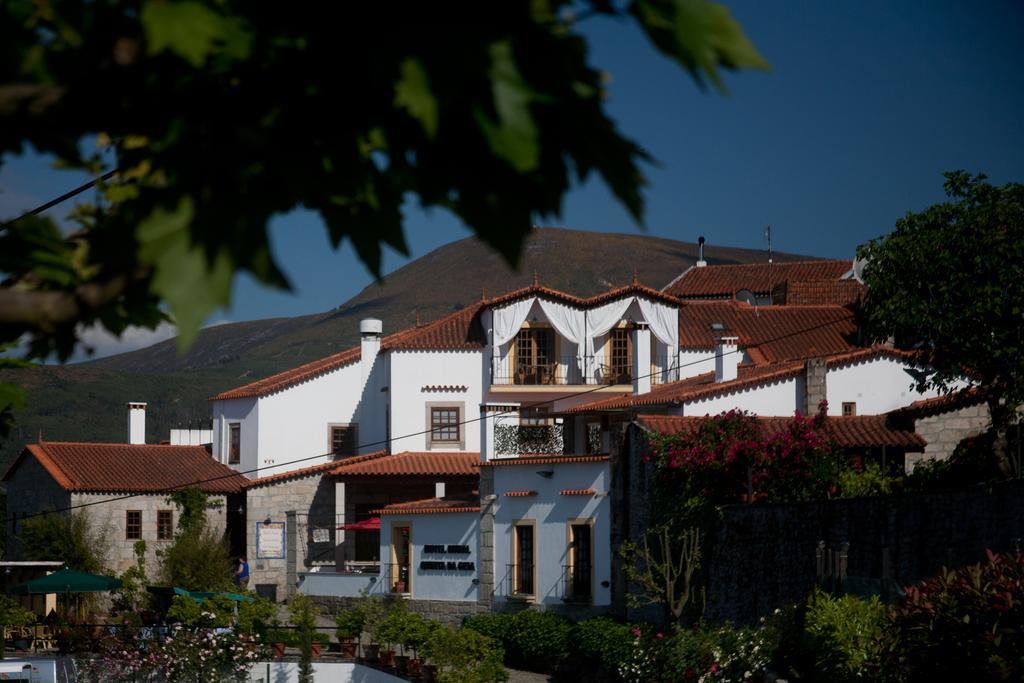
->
[632, 627, 641, 637]
[655, 632, 663, 639]
[709, 662, 719, 673]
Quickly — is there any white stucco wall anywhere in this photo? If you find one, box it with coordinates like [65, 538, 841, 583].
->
[826, 358, 950, 416]
[491, 461, 611, 606]
[212, 398, 259, 473]
[379, 512, 479, 602]
[678, 350, 717, 380]
[389, 350, 485, 453]
[681, 377, 801, 417]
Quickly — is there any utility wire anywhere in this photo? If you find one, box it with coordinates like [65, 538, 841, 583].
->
[0, 169, 118, 231]
[8, 314, 861, 524]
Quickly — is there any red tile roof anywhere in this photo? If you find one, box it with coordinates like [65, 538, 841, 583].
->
[636, 414, 926, 450]
[678, 301, 858, 362]
[480, 455, 610, 467]
[572, 347, 915, 413]
[888, 387, 988, 420]
[374, 498, 480, 515]
[382, 303, 487, 351]
[665, 260, 852, 299]
[560, 488, 597, 496]
[210, 346, 361, 401]
[504, 490, 538, 497]
[2, 441, 246, 494]
[776, 280, 865, 306]
[242, 459, 364, 490]
[330, 451, 480, 477]
[485, 282, 681, 309]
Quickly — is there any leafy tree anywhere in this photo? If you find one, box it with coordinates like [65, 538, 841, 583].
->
[0, 595, 36, 658]
[0, 1, 767, 437]
[157, 489, 233, 590]
[18, 509, 109, 573]
[289, 592, 319, 683]
[858, 172, 1024, 473]
[111, 540, 151, 621]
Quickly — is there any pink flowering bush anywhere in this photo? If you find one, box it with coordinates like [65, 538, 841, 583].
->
[647, 406, 845, 505]
[76, 617, 262, 682]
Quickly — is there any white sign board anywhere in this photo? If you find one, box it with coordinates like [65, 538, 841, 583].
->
[256, 521, 285, 559]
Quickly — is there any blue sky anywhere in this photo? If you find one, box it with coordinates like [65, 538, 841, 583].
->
[2, 0, 1022, 356]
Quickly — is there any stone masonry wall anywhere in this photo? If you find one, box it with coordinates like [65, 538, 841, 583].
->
[246, 472, 336, 601]
[73, 491, 228, 575]
[704, 479, 1024, 624]
[905, 402, 990, 471]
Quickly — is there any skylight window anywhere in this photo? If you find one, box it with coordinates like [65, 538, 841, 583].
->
[710, 322, 727, 332]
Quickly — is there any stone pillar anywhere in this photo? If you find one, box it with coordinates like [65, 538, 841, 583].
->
[804, 358, 827, 416]
[286, 510, 298, 600]
[477, 468, 496, 612]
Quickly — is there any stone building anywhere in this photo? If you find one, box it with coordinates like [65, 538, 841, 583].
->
[2, 439, 246, 575]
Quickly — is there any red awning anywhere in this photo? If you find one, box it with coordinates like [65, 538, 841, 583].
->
[337, 517, 381, 531]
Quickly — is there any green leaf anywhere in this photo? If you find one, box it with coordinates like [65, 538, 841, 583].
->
[141, 1, 228, 67]
[394, 58, 439, 139]
[631, 0, 770, 92]
[475, 41, 540, 172]
[136, 197, 232, 349]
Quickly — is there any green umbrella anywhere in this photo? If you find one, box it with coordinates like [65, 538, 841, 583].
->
[8, 568, 122, 595]
[172, 587, 254, 603]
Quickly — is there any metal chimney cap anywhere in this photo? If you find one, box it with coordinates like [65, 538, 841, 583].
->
[359, 318, 383, 335]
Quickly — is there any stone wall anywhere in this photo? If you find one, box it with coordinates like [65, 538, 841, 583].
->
[73, 491, 229, 575]
[704, 479, 1024, 624]
[906, 402, 990, 471]
[246, 471, 336, 601]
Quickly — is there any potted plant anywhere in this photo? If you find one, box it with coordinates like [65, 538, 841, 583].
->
[335, 607, 364, 658]
[288, 593, 319, 680]
[266, 617, 289, 658]
[403, 612, 434, 679]
[360, 593, 387, 664]
[311, 631, 330, 657]
[377, 603, 403, 671]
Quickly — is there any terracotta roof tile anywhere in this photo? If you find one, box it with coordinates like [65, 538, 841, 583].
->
[678, 301, 858, 362]
[480, 455, 609, 467]
[888, 387, 988, 420]
[330, 451, 479, 477]
[374, 498, 480, 515]
[382, 303, 487, 351]
[775, 280, 865, 306]
[210, 347, 361, 401]
[485, 282, 680, 309]
[559, 488, 597, 496]
[637, 414, 926, 450]
[2, 442, 246, 494]
[665, 260, 852, 299]
[571, 347, 914, 413]
[243, 458, 379, 489]
[504, 490, 538, 497]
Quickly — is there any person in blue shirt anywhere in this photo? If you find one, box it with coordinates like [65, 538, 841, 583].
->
[235, 555, 250, 588]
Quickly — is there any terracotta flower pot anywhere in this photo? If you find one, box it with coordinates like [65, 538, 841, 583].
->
[395, 654, 409, 675]
[422, 663, 438, 682]
[340, 638, 357, 658]
[364, 643, 380, 662]
[273, 642, 286, 658]
[311, 642, 322, 657]
[407, 657, 423, 678]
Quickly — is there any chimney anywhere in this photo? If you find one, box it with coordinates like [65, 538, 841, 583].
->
[714, 337, 739, 383]
[804, 357, 828, 416]
[127, 402, 147, 444]
[696, 236, 707, 267]
[360, 318, 383, 386]
[435, 481, 446, 499]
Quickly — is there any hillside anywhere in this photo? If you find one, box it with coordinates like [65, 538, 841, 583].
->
[1, 228, 813, 464]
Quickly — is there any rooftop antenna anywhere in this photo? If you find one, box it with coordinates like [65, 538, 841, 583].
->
[764, 225, 773, 264]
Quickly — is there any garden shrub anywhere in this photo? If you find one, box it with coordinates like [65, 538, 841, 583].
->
[882, 549, 1024, 681]
[802, 589, 887, 681]
[463, 612, 515, 649]
[838, 462, 900, 498]
[424, 625, 507, 683]
[570, 617, 635, 680]
[465, 610, 571, 669]
[906, 430, 1004, 492]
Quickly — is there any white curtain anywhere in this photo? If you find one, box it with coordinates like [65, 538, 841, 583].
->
[538, 299, 587, 379]
[637, 298, 679, 350]
[584, 297, 635, 378]
[492, 298, 535, 347]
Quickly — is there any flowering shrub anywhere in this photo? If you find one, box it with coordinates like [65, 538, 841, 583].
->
[803, 589, 887, 681]
[647, 407, 845, 505]
[76, 617, 261, 682]
[881, 549, 1024, 681]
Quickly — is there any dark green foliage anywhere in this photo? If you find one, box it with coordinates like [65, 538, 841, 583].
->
[838, 462, 900, 498]
[289, 593, 318, 683]
[881, 550, 1024, 681]
[110, 540, 150, 621]
[0, 595, 35, 658]
[423, 625, 508, 683]
[569, 617, 635, 680]
[802, 590, 887, 682]
[465, 610, 571, 669]
[19, 510, 109, 573]
[859, 172, 1024, 473]
[0, 0, 766, 370]
[905, 430, 1004, 492]
[334, 606, 365, 640]
[157, 489, 232, 590]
